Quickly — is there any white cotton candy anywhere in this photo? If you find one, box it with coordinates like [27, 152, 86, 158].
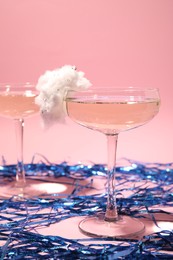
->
[35, 65, 92, 128]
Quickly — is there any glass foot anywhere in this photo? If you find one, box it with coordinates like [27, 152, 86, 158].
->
[0, 183, 42, 199]
[79, 213, 145, 238]
[0, 179, 67, 199]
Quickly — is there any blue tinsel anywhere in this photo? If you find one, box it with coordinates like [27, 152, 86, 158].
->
[0, 158, 173, 259]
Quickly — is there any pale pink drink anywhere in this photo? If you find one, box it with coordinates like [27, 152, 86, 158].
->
[66, 99, 160, 134]
[66, 87, 160, 238]
[0, 92, 38, 119]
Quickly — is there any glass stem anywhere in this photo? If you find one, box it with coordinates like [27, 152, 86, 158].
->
[105, 134, 119, 222]
[14, 118, 26, 187]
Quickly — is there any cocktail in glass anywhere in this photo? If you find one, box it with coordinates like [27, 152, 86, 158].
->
[66, 87, 160, 238]
[0, 83, 39, 198]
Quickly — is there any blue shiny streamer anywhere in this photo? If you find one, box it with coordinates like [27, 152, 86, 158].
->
[0, 157, 173, 259]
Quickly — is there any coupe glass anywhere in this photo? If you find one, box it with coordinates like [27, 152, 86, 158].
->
[66, 87, 160, 238]
[0, 83, 40, 198]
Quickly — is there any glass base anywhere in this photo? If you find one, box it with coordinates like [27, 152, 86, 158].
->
[79, 213, 145, 238]
[0, 179, 66, 199]
[0, 183, 42, 199]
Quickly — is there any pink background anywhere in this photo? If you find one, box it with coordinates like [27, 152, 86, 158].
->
[0, 0, 172, 165]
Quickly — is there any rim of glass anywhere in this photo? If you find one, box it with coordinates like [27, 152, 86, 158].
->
[0, 82, 35, 86]
[0, 82, 37, 92]
[67, 86, 160, 93]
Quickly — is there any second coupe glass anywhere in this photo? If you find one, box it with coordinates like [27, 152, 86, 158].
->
[0, 83, 39, 198]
